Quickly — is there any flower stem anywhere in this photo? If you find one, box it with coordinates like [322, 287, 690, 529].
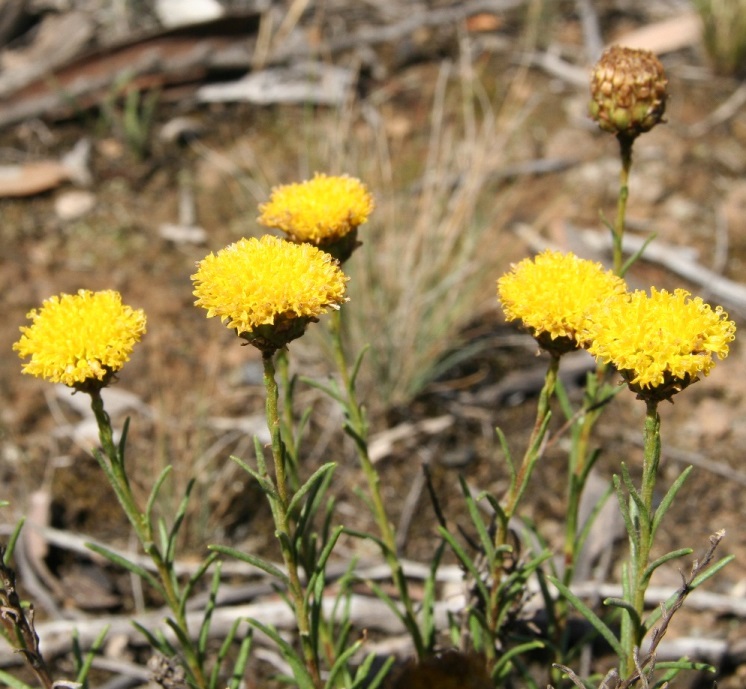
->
[488, 353, 558, 668]
[262, 351, 323, 687]
[632, 400, 661, 650]
[328, 310, 426, 659]
[88, 389, 208, 689]
[612, 134, 635, 274]
[501, 352, 559, 524]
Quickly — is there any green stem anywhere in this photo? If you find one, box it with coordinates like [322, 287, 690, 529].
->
[619, 399, 661, 677]
[88, 389, 207, 689]
[262, 352, 323, 688]
[613, 134, 635, 274]
[488, 353, 559, 669]
[501, 352, 559, 525]
[631, 400, 661, 651]
[328, 310, 426, 659]
[276, 349, 300, 490]
[553, 133, 636, 676]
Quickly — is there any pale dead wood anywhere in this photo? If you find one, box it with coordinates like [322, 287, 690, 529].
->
[0, 10, 94, 96]
[613, 12, 702, 55]
[607, 428, 746, 489]
[0, 587, 741, 670]
[687, 82, 746, 137]
[0, 0, 527, 130]
[579, 228, 746, 315]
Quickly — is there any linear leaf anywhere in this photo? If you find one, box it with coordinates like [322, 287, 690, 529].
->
[651, 465, 692, 538]
[208, 545, 289, 586]
[549, 575, 623, 657]
[288, 462, 336, 517]
[85, 542, 160, 590]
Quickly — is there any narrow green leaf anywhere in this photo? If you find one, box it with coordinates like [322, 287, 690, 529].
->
[288, 462, 337, 517]
[365, 577, 409, 631]
[249, 618, 316, 689]
[165, 616, 191, 650]
[579, 446, 603, 486]
[481, 492, 509, 535]
[198, 562, 223, 657]
[344, 527, 389, 557]
[342, 422, 367, 451]
[301, 375, 346, 403]
[167, 478, 196, 563]
[651, 465, 693, 538]
[691, 554, 734, 587]
[603, 597, 642, 631]
[75, 624, 110, 684]
[294, 407, 314, 456]
[0, 669, 36, 689]
[311, 526, 344, 582]
[86, 542, 161, 590]
[437, 526, 489, 603]
[495, 426, 515, 485]
[575, 483, 614, 565]
[231, 454, 278, 499]
[118, 416, 131, 460]
[4, 517, 25, 564]
[620, 232, 657, 277]
[324, 637, 364, 688]
[620, 463, 645, 520]
[612, 474, 637, 550]
[157, 519, 170, 558]
[351, 653, 395, 689]
[492, 639, 545, 679]
[349, 344, 370, 390]
[210, 617, 242, 689]
[421, 541, 445, 651]
[656, 659, 714, 673]
[180, 552, 220, 618]
[643, 548, 692, 583]
[145, 465, 173, 528]
[208, 545, 289, 586]
[133, 621, 175, 656]
[549, 575, 624, 657]
[459, 475, 494, 561]
[227, 631, 253, 689]
[645, 554, 736, 630]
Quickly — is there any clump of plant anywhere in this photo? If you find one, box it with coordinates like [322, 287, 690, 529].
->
[4, 45, 736, 689]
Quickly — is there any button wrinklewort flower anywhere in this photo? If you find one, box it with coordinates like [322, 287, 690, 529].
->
[13, 289, 146, 387]
[587, 288, 736, 398]
[192, 235, 349, 351]
[589, 45, 668, 138]
[257, 173, 374, 261]
[497, 250, 627, 353]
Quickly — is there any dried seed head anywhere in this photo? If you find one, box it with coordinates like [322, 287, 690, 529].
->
[589, 45, 668, 138]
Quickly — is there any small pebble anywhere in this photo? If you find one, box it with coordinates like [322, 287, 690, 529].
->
[54, 189, 96, 220]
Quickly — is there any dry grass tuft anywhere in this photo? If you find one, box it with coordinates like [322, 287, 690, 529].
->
[695, 0, 746, 76]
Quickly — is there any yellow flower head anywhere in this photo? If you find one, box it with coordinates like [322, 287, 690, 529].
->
[497, 250, 627, 353]
[257, 173, 374, 261]
[587, 288, 736, 399]
[13, 289, 146, 388]
[192, 235, 349, 351]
